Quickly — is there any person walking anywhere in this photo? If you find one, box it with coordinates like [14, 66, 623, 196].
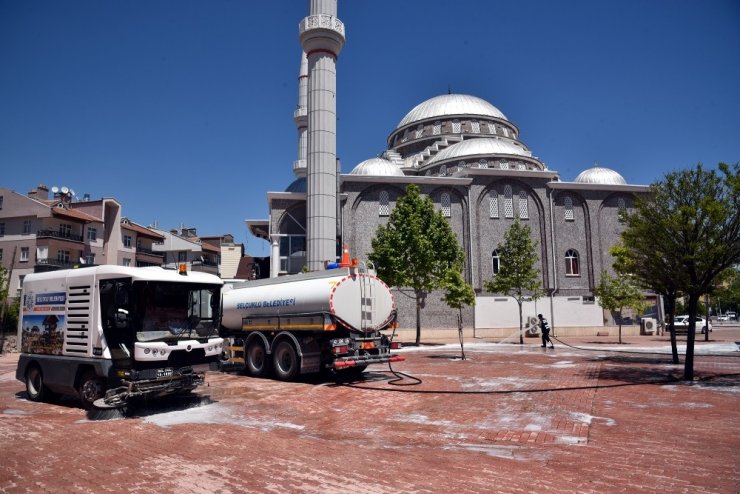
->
[538, 314, 554, 349]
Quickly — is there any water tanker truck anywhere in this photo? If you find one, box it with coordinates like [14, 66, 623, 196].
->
[16, 265, 225, 409]
[220, 262, 403, 380]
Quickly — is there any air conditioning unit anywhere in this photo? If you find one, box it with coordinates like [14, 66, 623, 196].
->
[525, 316, 540, 336]
[642, 318, 657, 335]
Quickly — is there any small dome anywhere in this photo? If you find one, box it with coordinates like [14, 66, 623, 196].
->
[574, 166, 626, 185]
[285, 177, 306, 193]
[349, 157, 405, 176]
[427, 138, 530, 165]
[396, 94, 508, 129]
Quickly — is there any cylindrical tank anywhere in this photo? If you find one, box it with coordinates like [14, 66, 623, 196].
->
[221, 268, 395, 332]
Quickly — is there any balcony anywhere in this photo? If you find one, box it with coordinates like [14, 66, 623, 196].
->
[35, 258, 75, 272]
[136, 246, 164, 265]
[37, 229, 84, 243]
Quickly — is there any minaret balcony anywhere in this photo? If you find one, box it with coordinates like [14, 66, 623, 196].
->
[299, 14, 345, 54]
[293, 107, 308, 125]
[293, 160, 307, 174]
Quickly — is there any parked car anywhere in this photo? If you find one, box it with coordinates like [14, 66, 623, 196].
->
[717, 314, 730, 322]
[673, 315, 712, 333]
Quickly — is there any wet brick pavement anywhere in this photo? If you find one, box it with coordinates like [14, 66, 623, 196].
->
[0, 330, 738, 493]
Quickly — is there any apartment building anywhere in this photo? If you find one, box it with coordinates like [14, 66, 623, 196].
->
[0, 185, 163, 295]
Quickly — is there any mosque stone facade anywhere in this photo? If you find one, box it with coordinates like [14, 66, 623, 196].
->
[249, 1, 649, 332]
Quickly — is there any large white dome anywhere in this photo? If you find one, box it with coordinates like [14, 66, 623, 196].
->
[396, 94, 508, 129]
[349, 157, 405, 176]
[427, 138, 530, 165]
[574, 166, 626, 185]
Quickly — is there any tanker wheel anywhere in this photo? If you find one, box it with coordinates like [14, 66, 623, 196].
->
[272, 340, 299, 381]
[25, 364, 48, 402]
[246, 339, 269, 377]
[78, 370, 105, 410]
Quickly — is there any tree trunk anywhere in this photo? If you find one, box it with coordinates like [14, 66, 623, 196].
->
[684, 294, 698, 380]
[458, 309, 466, 360]
[666, 295, 679, 364]
[517, 300, 523, 345]
[415, 292, 422, 346]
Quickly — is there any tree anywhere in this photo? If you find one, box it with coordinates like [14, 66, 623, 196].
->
[714, 267, 740, 315]
[441, 268, 476, 360]
[369, 184, 465, 345]
[593, 270, 647, 344]
[484, 220, 543, 344]
[611, 243, 682, 363]
[620, 163, 740, 379]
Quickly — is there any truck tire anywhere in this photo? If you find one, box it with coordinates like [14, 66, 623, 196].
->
[25, 364, 48, 402]
[78, 370, 105, 410]
[272, 340, 299, 381]
[246, 339, 269, 377]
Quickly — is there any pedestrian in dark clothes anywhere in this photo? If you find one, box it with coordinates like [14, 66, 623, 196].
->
[538, 314, 554, 349]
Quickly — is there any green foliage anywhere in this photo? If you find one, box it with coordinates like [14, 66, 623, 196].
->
[714, 267, 740, 313]
[3, 297, 19, 333]
[484, 220, 542, 301]
[618, 163, 740, 376]
[0, 265, 8, 301]
[0, 265, 16, 333]
[442, 268, 476, 310]
[369, 184, 465, 344]
[593, 270, 647, 343]
[483, 220, 543, 344]
[441, 268, 475, 360]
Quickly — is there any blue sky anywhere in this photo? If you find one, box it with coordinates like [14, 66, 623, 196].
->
[1, 0, 739, 256]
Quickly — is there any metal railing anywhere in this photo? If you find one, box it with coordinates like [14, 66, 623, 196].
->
[36, 229, 83, 242]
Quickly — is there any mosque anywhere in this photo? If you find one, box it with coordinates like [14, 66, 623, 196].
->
[247, 1, 650, 332]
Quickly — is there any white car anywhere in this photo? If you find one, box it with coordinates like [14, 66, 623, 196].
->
[717, 315, 730, 322]
[673, 315, 712, 333]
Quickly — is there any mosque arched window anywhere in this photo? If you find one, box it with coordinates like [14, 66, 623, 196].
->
[441, 192, 451, 218]
[471, 121, 480, 134]
[415, 124, 424, 139]
[500, 161, 510, 170]
[504, 185, 514, 218]
[617, 198, 626, 212]
[479, 159, 488, 169]
[565, 249, 580, 276]
[502, 127, 509, 137]
[452, 120, 461, 133]
[433, 121, 441, 135]
[439, 165, 447, 177]
[488, 123, 497, 134]
[564, 196, 574, 221]
[492, 249, 501, 275]
[458, 161, 466, 172]
[518, 163, 526, 171]
[489, 191, 499, 218]
[518, 191, 529, 219]
[425, 170, 432, 176]
[379, 190, 390, 217]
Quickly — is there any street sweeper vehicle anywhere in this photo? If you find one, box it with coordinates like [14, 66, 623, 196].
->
[16, 265, 224, 409]
[219, 253, 403, 380]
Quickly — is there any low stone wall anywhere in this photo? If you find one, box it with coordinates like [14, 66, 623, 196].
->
[389, 325, 647, 342]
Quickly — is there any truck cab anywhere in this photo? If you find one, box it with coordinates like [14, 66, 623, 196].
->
[16, 265, 224, 409]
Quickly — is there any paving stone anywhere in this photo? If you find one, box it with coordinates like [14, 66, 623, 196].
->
[0, 329, 738, 493]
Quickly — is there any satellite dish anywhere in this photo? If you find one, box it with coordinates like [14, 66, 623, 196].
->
[51, 186, 59, 194]
[61, 186, 69, 194]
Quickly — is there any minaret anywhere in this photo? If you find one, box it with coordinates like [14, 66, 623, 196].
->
[293, 52, 308, 179]
[300, 0, 345, 270]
